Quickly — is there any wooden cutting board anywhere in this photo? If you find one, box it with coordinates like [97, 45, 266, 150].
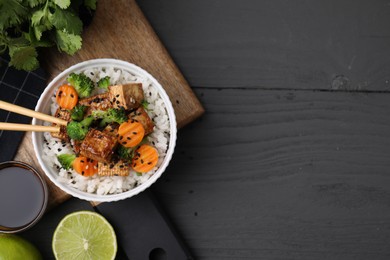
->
[14, 0, 204, 209]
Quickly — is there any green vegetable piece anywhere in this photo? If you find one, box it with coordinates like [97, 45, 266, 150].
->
[117, 145, 133, 162]
[53, 0, 71, 9]
[8, 46, 39, 71]
[97, 76, 111, 90]
[0, 0, 87, 72]
[66, 116, 94, 140]
[67, 72, 95, 98]
[70, 105, 87, 121]
[91, 108, 127, 127]
[57, 154, 76, 170]
[83, 0, 97, 11]
[0, 0, 28, 31]
[141, 100, 149, 110]
[55, 29, 82, 55]
[26, 0, 46, 8]
[50, 7, 83, 35]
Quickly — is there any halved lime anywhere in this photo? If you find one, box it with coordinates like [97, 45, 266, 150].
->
[52, 211, 117, 260]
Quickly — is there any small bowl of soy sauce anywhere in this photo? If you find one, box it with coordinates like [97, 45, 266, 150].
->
[0, 161, 48, 233]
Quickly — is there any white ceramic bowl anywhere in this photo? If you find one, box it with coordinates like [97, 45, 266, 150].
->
[32, 59, 177, 202]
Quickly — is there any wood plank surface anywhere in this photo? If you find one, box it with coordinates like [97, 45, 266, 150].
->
[138, 0, 390, 91]
[14, 0, 204, 208]
[11, 1, 390, 258]
[151, 88, 390, 259]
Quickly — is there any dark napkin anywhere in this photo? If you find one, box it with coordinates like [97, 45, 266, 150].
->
[0, 55, 47, 161]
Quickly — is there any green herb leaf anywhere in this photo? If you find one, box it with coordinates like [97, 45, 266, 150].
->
[50, 7, 82, 35]
[24, 0, 46, 8]
[52, 0, 70, 9]
[0, 0, 28, 30]
[55, 29, 82, 55]
[83, 0, 97, 11]
[8, 45, 39, 71]
[31, 7, 52, 40]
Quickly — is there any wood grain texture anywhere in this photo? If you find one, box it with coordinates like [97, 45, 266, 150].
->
[138, 0, 390, 91]
[151, 88, 390, 259]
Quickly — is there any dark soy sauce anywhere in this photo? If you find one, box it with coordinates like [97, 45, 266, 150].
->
[0, 165, 46, 229]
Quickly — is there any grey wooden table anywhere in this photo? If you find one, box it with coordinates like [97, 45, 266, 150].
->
[20, 1, 390, 259]
[137, 0, 390, 259]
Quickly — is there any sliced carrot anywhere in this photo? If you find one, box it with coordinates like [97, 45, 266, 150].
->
[56, 84, 78, 110]
[131, 144, 159, 173]
[72, 156, 98, 177]
[118, 120, 145, 148]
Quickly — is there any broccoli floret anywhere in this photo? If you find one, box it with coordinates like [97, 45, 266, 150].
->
[57, 154, 76, 170]
[97, 76, 111, 90]
[92, 108, 127, 127]
[70, 105, 87, 121]
[66, 116, 94, 140]
[67, 73, 95, 98]
[117, 145, 134, 162]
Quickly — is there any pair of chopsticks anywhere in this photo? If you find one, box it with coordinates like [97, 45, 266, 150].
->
[0, 100, 67, 133]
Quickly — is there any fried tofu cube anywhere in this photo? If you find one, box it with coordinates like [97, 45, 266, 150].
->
[79, 129, 118, 163]
[109, 83, 144, 110]
[129, 107, 154, 135]
[79, 93, 113, 115]
[51, 108, 71, 140]
[72, 140, 82, 155]
[97, 160, 130, 176]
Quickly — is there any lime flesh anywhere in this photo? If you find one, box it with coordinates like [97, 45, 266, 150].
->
[52, 211, 117, 260]
[0, 234, 42, 260]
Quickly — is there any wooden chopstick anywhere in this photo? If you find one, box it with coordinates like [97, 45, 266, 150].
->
[0, 100, 68, 126]
[0, 123, 60, 132]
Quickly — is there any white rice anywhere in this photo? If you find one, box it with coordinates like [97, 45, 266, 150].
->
[41, 66, 170, 195]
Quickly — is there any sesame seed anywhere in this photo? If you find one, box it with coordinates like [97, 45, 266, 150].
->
[133, 132, 137, 135]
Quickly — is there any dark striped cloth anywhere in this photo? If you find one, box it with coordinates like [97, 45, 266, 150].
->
[0, 55, 47, 161]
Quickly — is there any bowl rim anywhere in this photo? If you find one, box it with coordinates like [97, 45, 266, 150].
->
[32, 58, 177, 202]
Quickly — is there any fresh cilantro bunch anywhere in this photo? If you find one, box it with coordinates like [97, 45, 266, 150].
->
[0, 0, 96, 71]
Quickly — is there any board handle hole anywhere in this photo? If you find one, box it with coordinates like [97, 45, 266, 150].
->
[149, 247, 167, 260]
